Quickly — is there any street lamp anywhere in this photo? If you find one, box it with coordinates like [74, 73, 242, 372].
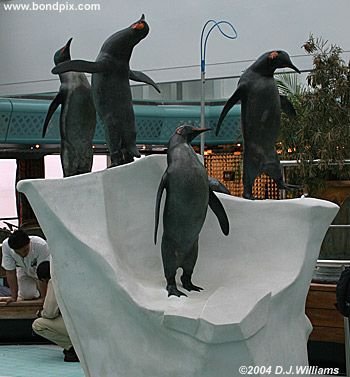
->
[200, 20, 238, 155]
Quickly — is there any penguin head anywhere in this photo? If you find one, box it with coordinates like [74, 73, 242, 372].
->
[175, 125, 211, 143]
[54, 38, 72, 65]
[254, 50, 301, 75]
[102, 14, 149, 58]
[128, 14, 149, 43]
[130, 14, 148, 33]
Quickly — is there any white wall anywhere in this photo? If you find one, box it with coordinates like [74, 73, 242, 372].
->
[0, 0, 349, 96]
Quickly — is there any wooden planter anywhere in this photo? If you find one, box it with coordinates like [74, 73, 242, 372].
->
[306, 283, 344, 344]
[317, 180, 350, 206]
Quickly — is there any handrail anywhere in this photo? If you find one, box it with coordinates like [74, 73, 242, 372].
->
[0, 218, 18, 232]
[280, 159, 350, 166]
[316, 260, 350, 268]
[0, 217, 17, 221]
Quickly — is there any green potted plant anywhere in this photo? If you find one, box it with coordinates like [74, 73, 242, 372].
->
[277, 35, 350, 262]
[277, 34, 350, 199]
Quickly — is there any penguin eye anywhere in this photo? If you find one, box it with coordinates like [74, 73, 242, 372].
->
[131, 22, 145, 30]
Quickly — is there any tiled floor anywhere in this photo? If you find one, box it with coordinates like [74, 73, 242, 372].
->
[0, 345, 84, 377]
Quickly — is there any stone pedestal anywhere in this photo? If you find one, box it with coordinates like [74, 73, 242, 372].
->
[17, 155, 338, 377]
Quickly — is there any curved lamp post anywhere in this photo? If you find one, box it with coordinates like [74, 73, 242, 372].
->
[200, 20, 238, 155]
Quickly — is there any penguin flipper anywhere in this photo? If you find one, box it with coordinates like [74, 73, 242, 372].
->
[280, 95, 296, 118]
[129, 70, 161, 93]
[215, 88, 241, 136]
[208, 189, 229, 236]
[154, 172, 167, 244]
[208, 176, 230, 195]
[52, 59, 110, 74]
[42, 93, 62, 137]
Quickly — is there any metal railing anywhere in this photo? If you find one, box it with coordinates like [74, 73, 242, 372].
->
[0, 217, 18, 230]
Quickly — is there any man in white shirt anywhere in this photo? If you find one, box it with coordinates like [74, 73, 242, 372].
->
[0, 229, 50, 303]
[32, 261, 79, 362]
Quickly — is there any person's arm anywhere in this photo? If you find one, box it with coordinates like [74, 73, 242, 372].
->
[2, 269, 18, 304]
[38, 279, 48, 300]
[31, 238, 49, 301]
[40, 280, 60, 319]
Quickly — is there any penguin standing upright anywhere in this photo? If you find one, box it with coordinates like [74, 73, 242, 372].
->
[216, 50, 300, 199]
[43, 38, 96, 177]
[154, 125, 229, 297]
[52, 15, 160, 167]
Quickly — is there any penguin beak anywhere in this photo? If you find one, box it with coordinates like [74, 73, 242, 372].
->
[193, 127, 211, 134]
[62, 38, 72, 53]
[66, 38, 73, 48]
[188, 128, 211, 142]
[287, 62, 301, 74]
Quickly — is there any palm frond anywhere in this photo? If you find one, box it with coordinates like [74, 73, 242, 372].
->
[275, 73, 304, 97]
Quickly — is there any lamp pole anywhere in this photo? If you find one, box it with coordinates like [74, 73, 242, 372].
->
[200, 20, 238, 155]
[200, 67, 206, 155]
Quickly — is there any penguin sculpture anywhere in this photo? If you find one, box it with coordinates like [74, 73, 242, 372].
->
[154, 125, 229, 297]
[216, 50, 301, 199]
[43, 38, 96, 177]
[52, 15, 160, 167]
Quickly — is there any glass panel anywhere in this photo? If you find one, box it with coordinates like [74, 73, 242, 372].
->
[44, 155, 107, 178]
[320, 197, 350, 260]
[0, 159, 17, 231]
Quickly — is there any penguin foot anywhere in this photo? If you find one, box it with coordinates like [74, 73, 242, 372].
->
[182, 282, 204, 292]
[243, 192, 255, 200]
[122, 155, 135, 164]
[181, 276, 203, 292]
[108, 159, 126, 168]
[167, 284, 187, 298]
[110, 151, 125, 167]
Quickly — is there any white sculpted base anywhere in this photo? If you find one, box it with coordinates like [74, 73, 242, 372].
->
[17, 155, 338, 377]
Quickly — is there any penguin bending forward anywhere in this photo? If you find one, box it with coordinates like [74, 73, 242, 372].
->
[216, 50, 301, 199]
[154, 125, 229, 297]
[43, 38, 96, 177]
[52, 15, 160, 167]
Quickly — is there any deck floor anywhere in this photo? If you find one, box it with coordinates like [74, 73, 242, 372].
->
[0, 345, 84, 377]
[0, 344, 342, 376]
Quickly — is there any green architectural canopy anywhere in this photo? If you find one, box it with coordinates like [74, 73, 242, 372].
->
[0, 98, 241, 147]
